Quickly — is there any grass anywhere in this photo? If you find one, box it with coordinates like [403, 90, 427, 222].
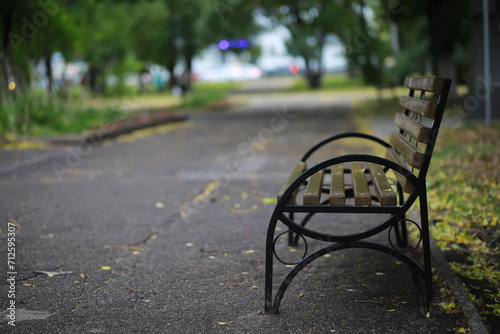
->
[0, 81, 241, 142]
[179, 81, 241, 109]
[0, 92, 130, 139]
[284, 73, 374, 92]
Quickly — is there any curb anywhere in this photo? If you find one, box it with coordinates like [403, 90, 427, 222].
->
[430, 235, 489, 333]
[407, 210, 488, 333]
[0, 113, 188, 175]
[49, 113, 188, 146]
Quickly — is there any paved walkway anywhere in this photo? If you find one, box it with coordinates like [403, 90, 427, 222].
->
[0, 79, 480, 333]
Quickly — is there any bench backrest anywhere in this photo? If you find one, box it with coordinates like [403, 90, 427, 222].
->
[385, 76, 452, 193]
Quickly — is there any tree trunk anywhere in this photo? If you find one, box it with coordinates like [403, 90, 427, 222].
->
[88, 65, 105, 95]
[307, 71, 322, 89]
[166, 59, 176, 89]
[183, 44, 195, 93]
[467, 0, 500, 120]
[1, 8, 13, 106]
[436, 52, 458, 101]
[45, 53, 53, 92]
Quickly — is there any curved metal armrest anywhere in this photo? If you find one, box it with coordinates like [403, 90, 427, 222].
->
[278, 154, 418, 207]
[301, 132, 392, 162]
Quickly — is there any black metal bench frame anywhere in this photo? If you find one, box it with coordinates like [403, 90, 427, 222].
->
[264, 76, 452, 314]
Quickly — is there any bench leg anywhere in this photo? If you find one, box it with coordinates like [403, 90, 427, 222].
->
[266, 237, 430, 314]
[419, 189, 433, 307]
[265, 213, 280, 314]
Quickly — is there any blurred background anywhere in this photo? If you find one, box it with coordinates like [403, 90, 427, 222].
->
[1, 0, 499, 138]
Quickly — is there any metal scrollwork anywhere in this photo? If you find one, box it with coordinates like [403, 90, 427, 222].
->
[273, 230, 308, 265]
[388, 219, 422, 253]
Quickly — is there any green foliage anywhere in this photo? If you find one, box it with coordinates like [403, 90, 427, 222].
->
[258, 0, 356, 88]
[180, 81, 241, 109]
[285, 73, 367, 92]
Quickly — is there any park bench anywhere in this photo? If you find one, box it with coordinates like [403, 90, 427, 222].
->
[264, 76, 452, 314]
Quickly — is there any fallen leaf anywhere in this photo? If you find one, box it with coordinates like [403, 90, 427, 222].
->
[35, 270, 73, 277]
[186, 243, 194, 247]
[262, 197, 277, 204]
[155, 202, 165, 208]
[251, 286, 259, 289]
[217, 322, 229, 325]
[101, 266, 111, 270]
[199, 248, 219, 253]
[242, 249, 255, 254]
[229, 208, 255, 213]
[105, 245, 141, 251]
[80, 273, 87, 279]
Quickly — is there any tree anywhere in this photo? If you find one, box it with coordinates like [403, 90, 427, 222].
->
[258, 0, 354, 88]
[339, 0, 393, 86]
[76, 0, 135, 95]
[0, 0, 80, 104]
[131, 0, 259, 91]
[381, 0, 470, 100]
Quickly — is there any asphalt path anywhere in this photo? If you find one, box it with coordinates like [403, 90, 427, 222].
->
[0, 82, 472, 333]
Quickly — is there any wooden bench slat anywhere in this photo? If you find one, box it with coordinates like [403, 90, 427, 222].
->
[389, 131, 424, 168]
[404, 76, 444, 93]
[394, 112, 431, 143]
[303, 168, 325, 205]
[399, 96, 438, 119]
[385, 148, 415, 194]
[369, 163, 397, 206]
[330, 164, 345, 205]
[278, 162, 306, 204]
[351, 162, 371, 206]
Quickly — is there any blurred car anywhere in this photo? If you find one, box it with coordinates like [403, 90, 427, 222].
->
[196, 63, 262, 82]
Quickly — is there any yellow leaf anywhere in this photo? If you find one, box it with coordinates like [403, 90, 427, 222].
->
[101, 266, 111, 270]
[262, 197, 277, 204]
